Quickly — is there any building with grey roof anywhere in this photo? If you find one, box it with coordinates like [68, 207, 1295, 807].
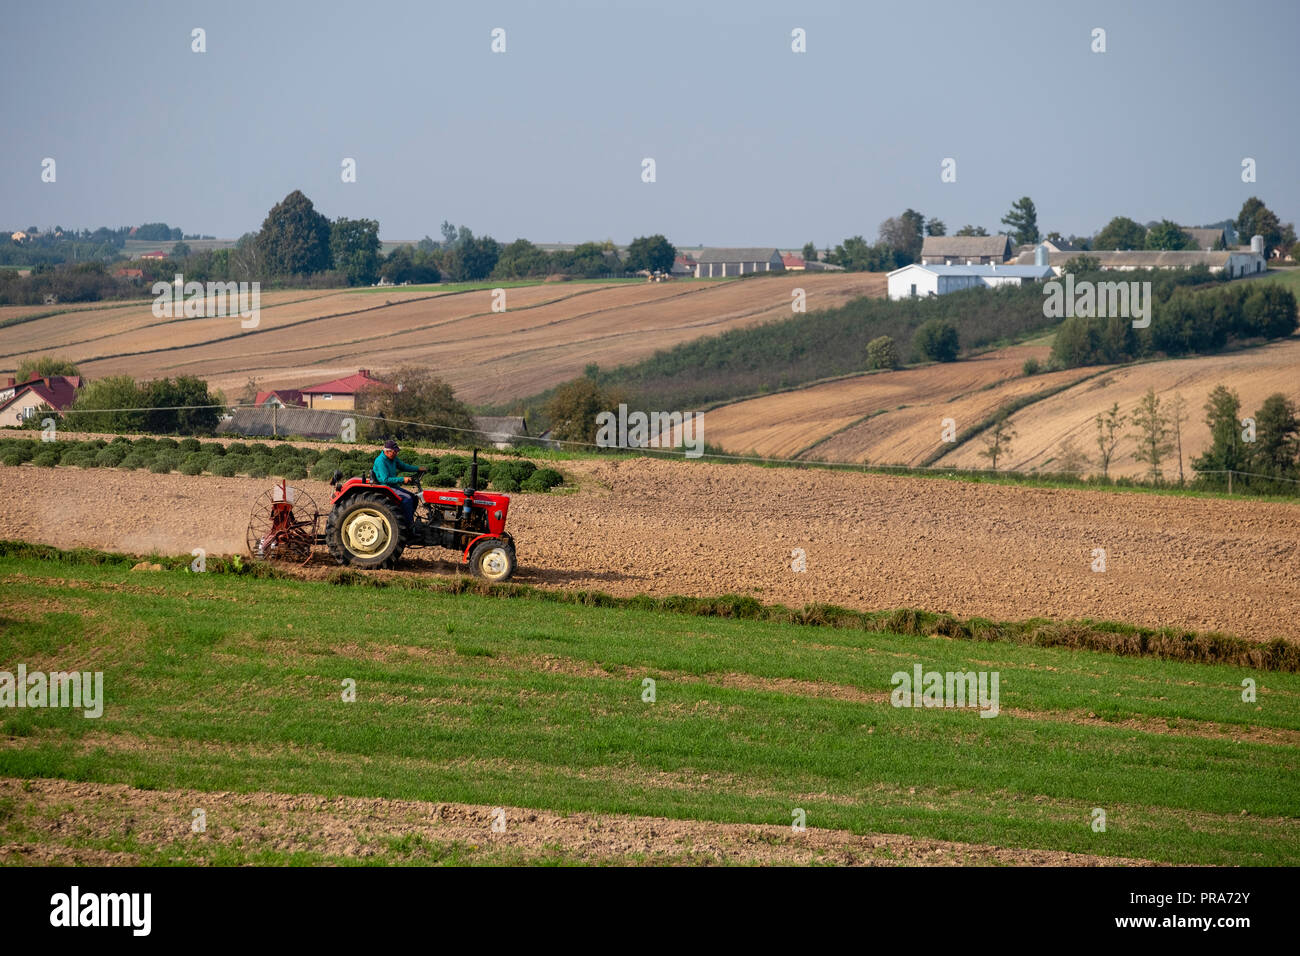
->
[919, 235, 1014, 265]
[693, 248, 784, 277]
[1011, 246, 1266, 277]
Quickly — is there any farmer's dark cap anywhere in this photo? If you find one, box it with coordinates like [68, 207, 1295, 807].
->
[383, 440, 399, 450]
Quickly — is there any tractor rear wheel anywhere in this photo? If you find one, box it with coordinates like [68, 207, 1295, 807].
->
[326, 493, 409, 569]
[468, 539, 516, 583]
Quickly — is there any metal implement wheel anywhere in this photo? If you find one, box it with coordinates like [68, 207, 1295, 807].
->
[246, 481, 321, 566]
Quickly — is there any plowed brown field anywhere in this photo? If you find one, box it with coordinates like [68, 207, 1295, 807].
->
[1, 274, 884, 405]
[0, 777, 1153, 866]
[2, 453, 1296, 641]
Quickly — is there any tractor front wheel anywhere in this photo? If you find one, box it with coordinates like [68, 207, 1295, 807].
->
[326, 493, 408, 569]
[468, 539, 516, 583]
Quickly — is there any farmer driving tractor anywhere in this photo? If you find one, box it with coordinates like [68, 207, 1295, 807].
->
[373, 439, 425, 527]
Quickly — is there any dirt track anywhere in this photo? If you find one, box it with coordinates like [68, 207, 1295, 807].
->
[2, 456, 1297, 641]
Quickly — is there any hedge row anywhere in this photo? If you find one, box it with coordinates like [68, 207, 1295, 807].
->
[0, 436, 565, 492]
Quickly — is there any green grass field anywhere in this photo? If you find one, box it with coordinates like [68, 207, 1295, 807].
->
[1, 550, 1296, 865]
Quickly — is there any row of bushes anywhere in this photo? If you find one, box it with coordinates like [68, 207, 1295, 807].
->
[0, 436, 565, 492]
[1050, 278, 1296, 368]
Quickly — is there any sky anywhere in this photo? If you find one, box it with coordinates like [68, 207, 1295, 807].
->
[2, 0, 1297, 247]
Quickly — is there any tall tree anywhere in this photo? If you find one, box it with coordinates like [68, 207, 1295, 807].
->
[1192, 385, 1247, 478]
[1144, 220, 1194, 251]
[356, 365, 475, 444]
[492, 239, 550, 279]
[1000, 197, 1039, 245]
[1169, 392, 1189, 485]
[447, 235, 500, 281]
[1234, 197, 1284, 255]
[625, 234, 676, 273]
[954, 224, 988, 237]
[1094, 402, 1126, 478]
[1129, 388, 1173, 480]
[979, 415, 1016, 471]
[1092, 216, 1147, 251]
[801, 241, 818, 262]
[925, 218, 946, 237]
[900, 208, 926, 257]
[256, 190, 332, 276]
[879, 214, 923, 262]
[329, 217, 381, 285]
[544, 374, 627, 446]
[1250, 393, 1300, 478]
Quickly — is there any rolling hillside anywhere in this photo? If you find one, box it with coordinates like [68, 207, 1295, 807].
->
[0, 274, 883, 405]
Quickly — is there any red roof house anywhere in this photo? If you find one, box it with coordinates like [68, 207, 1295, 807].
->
[781, 253, 806, 270]
[253, 389, 305, 408]
[298, 369, 393, 409]
[0, 374, 83, 426]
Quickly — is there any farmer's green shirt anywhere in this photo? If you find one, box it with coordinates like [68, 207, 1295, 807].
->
[373, 453, 418, 487]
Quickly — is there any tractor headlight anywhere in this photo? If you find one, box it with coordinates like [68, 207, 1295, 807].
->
[494, 510, 503, 521]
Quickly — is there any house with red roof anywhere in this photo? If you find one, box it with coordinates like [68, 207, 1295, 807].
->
[298, 369, 393, 410]
[781, 253, 806, 270]
[0, 374, 83, 427]
[253, 389, 305, 408]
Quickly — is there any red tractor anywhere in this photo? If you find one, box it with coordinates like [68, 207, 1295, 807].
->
[246, 449, 517, 582]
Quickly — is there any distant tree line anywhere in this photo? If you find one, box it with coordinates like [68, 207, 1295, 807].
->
[811, 196, 1298, 273]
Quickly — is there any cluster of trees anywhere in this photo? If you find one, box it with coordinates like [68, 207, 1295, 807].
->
[0, 261, 137, 306]
[814, 198, 1040, 273]
[1065, 387, 1299, 492]
[810, 197, 1296, 272]
[542, 371, 629, 446]
[1051, 276, 1297, 368]
[5, 191, 680, 297]
[1086, 199, 1296, 256]
[354, 365, 477, 444]
[250, 192, 679, 287]
[65, 375, 222, 434]
[1193, 386, 1300, 489]
[0, 222, 217, 268]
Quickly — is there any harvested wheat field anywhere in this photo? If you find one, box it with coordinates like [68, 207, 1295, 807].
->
[0, 289, 348, 357]
[0, 274, 884, 405]
[702, 341, 1092, 461]
[2, 453, 1297, 641]
[932, 337, 1300, 479]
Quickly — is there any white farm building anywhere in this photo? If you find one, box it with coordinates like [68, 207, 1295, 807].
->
[887, 263, 1054, 300]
